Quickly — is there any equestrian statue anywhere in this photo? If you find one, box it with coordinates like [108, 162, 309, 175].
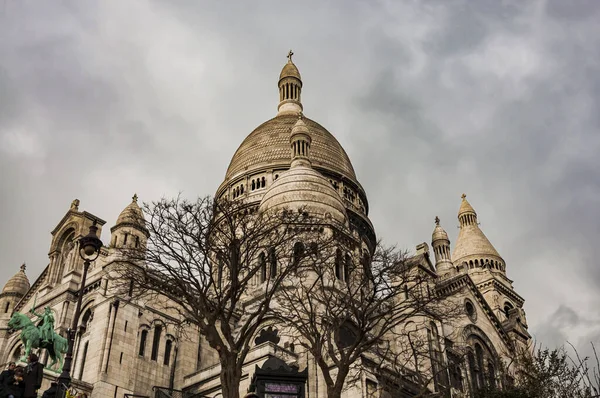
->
[7, 296, 68, 372]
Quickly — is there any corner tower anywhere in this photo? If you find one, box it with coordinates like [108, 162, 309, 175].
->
[452, 194, 527, 327]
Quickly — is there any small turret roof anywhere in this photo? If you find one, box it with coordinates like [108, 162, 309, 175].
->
[432, 216, 449, 242]
[2, 263, 30, 296]
[115, 194, 144, 226]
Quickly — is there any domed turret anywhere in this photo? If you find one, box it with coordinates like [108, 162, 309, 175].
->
[431, 217, 453, 277]
[2, 263, 30, 296]
[452, 194, 505, 272]
[110, 194, 149, 249]
[0, 264, 29, 317]
[259, 115, 348, 225]
[278, 50, 303, 116]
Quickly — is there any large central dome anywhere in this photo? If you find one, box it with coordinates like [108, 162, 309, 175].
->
[224, 114, 356, 181]
[215, 52, 375, 247]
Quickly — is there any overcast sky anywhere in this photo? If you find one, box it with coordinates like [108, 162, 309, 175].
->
[1, 0, 599, 357]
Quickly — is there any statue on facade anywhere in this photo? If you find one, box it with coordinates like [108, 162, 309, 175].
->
[6, 300, 68, 371]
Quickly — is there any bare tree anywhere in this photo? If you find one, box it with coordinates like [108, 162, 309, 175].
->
[478, 343, 600, 398]
[110, 196, 334, 398]
[273, 241, 461, 398]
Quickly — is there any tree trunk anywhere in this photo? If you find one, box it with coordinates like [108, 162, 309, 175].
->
[219, 353, 242, 398]
[326, 366, 350, 398]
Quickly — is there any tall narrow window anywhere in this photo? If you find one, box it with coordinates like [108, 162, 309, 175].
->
[151, 325, 162, 361]
[79, 341, 89, 380]
[269, 248, 277, 277]
[135, 236, 140, 248]
[259, 252, 266, 283]
[123, 233, 128, 246]
[4, 302, 9, 313]
[139, 329, 148, 356]
[335, 249, 343, 280]
[164, 340, 173, 366]
[344, 254, 352, 282]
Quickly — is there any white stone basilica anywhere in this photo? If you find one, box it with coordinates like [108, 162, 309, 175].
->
[0, 54, 531, 397]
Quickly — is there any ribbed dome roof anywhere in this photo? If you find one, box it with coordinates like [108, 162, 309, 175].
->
[259, 165, 348, 224]
[280, 61, 301, 81]
[115, 194, 144, 226]
[432, 217, 449, 242]
[224, 114, 356, 182]
[2, 264, 30, 296]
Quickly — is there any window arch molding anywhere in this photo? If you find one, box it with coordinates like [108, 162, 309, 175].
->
[461, 325, 498, 359]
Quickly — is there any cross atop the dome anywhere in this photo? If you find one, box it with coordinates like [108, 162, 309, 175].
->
[287, 50, 294, 62]
[435, 216, 440, 226]
[132, 193, 138, 203]
[461, 193, 467, 200]
[20, 263, 26, 272]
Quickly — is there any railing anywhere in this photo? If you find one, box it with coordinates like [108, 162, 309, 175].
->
[124, 395, 150, 398]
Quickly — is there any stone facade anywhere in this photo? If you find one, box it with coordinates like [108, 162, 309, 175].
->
[0, 54, 530, 398]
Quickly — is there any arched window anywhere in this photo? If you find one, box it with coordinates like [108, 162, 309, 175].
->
[335, 249, 343, 280]
[151, 325, 162, 361]
[504, 302, 514, 318]
[269, 248, 277, 277]
[139, 329, 148, 356]
[261, 177, 266, 188]
[4, 301, 9, 313]
[252, 180, 256, 190]
[164, 339, 173, 366]
[259, 252, 266, 283]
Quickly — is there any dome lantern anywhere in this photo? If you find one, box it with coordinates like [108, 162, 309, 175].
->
[290, 112, 311, 168]
[277, 50, 303, 116]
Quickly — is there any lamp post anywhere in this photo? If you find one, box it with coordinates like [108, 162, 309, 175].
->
[57, 221, 103, 397]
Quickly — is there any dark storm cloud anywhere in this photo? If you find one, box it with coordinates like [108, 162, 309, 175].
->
[0, 0, 598, 353]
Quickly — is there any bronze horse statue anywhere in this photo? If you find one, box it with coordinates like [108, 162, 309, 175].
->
[8, 312, 68, 371]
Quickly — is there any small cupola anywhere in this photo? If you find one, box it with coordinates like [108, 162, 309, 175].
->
[277, 50, 303, 116]
[110, 194, 149, 249]
[0, 263, 30, 317]
[2, 263, 30, 296]
[431, 217, 454, 277]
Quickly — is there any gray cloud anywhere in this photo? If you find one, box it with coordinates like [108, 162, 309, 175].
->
[0, 0, 598, 352]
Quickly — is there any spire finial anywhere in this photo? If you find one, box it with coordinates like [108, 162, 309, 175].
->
[287, 50, 294, 62]
[461, 193, 467, 200]
[132, 193, 138, 203]
[435, 216, 440, 226]
[20, 263, 26, 273]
